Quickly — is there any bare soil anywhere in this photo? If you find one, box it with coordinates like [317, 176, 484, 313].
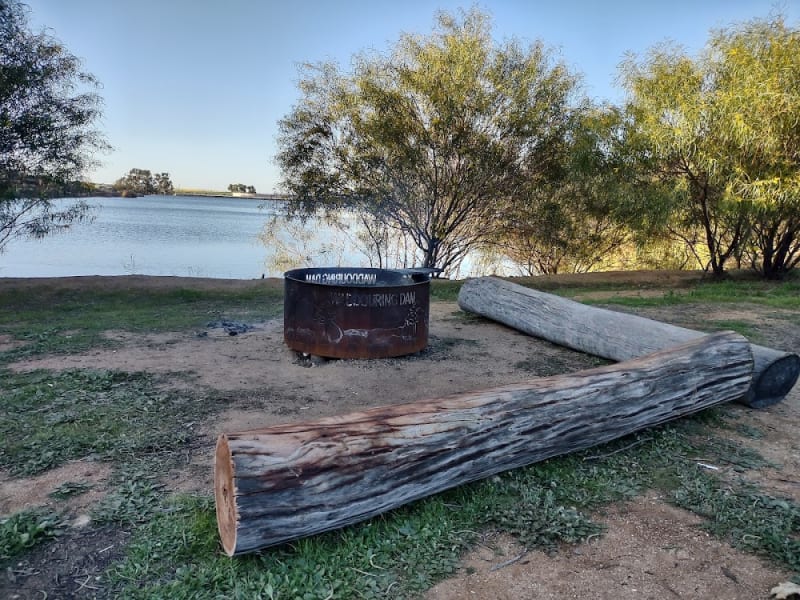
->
[1, 273, 798, 599]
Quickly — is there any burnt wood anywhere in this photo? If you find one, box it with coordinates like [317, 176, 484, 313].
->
[458, 276, 799, 409]
[215, 332, 752, 555]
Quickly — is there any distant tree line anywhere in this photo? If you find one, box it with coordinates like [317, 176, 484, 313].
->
[113, 168, 174, 197]
[278, 9, 800, 279]
[228, 183, 256, 194]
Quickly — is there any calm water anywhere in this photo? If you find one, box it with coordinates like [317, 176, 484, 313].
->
[0, 195, 341, 279]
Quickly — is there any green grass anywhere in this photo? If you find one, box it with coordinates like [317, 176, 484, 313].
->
[675, 475, 800, 572]
[0, 369, 222, 476]
[430, 279, 463, 302]
[573, 278, 800, 310]
[0, 284, 283, 362]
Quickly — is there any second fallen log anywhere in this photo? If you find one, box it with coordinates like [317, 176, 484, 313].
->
[215, 331, 752, 556]
[458, 276, 800, 409]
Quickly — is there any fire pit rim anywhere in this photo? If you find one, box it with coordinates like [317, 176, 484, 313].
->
[284, 266, 432, 287]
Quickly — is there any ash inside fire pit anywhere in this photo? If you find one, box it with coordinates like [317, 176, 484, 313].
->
[283, 267, 432, 359]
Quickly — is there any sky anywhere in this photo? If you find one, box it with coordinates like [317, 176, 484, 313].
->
[25, 0, 800, 193]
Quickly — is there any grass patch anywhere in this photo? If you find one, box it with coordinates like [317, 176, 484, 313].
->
[675, 475, 800, 572]
[572, 278, 800, 310]
[0, 284, 283, 361]
[430, 279, 463, 302]
[2, 274, 797, 594]
[0, 369, 221, 476]
[1, 509, 65, 560]
[706, 319, 760, 341]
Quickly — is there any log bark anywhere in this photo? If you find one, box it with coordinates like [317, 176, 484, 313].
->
[458, 276, 799, 409]
[215, 332, 752, 555]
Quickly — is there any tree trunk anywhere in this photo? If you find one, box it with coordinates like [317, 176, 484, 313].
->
[215, 332, 751, 556]
[457, 276, 799, 408]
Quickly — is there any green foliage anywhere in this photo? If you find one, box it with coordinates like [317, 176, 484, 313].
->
[277, 8, 581, 275]
[92, 471, 165, 525]
[675, 475, 800, 572]
[0, 283, 283, 363]
[0, 509, 64, 560]
[114, 168, 174, 196]
[620, 13, 800, 278]
[49, 481, 93, 500]
[711, 16, 800, 279]
[0, 0, 108, 251]
[490, 485, 604, 550]
[0, 369, 219, 476]
[498, 105, 635, 275]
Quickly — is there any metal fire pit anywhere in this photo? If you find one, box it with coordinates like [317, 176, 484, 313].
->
[284, 267, 432, 359]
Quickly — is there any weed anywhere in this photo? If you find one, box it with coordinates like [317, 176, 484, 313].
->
[674, 473, 800, 572]
[489, 485, 604, 551]
[0, 509, 65, 560]
[49, 481, 93, 500]
[93, 473, 165, 525]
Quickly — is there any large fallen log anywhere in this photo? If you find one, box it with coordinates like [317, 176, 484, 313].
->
[215, 332, 751, 555]
[458, 276, 799, 409]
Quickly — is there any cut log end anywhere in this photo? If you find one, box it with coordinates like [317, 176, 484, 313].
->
[749, 353, 800, 409]
[214, 434, 238, 557]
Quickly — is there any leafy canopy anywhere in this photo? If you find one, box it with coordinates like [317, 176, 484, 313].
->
[277, 8, 580, 274]
[620, 13, 800, 278]
[114, 168, 174, 196]
[0, 0, 108, 251]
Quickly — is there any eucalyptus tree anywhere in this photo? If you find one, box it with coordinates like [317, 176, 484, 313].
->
[620, 14, 800, 278]
[620, 43, 743, 276]
[0, 0, 107, 252]
[277, 8, 580, 275]
[497, 105, 635, 275]
[711, 16, 800, 278]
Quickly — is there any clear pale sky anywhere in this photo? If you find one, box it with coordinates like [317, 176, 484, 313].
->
[25, 0, 800, 193]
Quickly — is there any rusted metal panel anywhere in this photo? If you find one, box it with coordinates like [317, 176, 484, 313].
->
[284, 267, 430, 359]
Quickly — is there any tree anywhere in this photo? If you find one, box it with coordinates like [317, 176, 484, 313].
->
[114, 168, 155, 195]
[496, 105, 634, 275]
[114, 168, 173, 196]
[0, 0, 107, 252]
[620, 44, 743, 276]
[711, 16, 800, 278]
[277, 8, 580, 275]
[619, 14, 800, 278]
[228, 183, 253, 193]
[154, 172, 174, 195]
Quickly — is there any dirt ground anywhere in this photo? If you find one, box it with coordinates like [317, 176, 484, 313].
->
[1, 273, 799, 599]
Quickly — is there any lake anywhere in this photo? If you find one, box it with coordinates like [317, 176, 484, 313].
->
[0, 195, 366, 279]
